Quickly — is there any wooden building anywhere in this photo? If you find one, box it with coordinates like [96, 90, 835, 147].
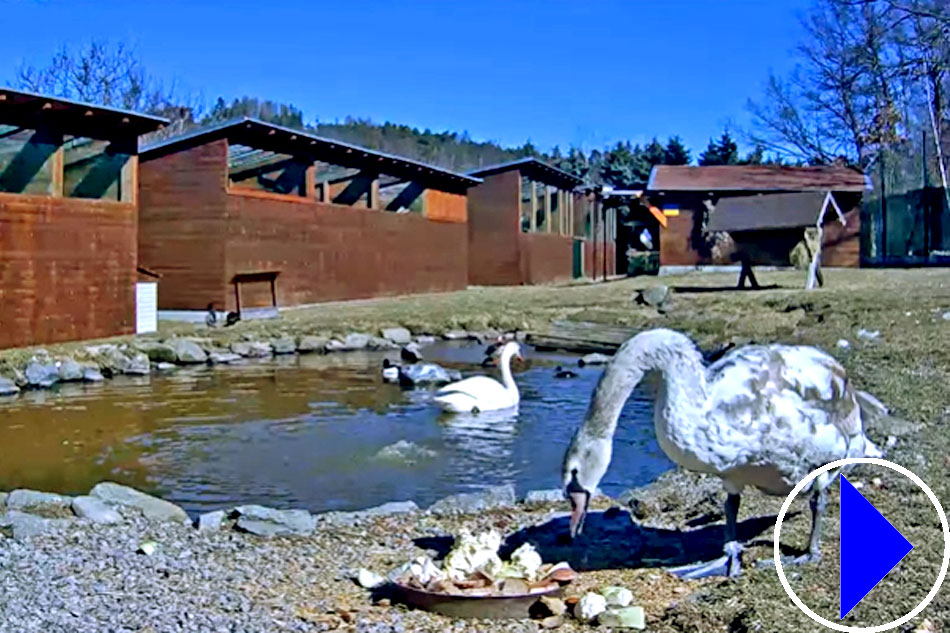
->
[466, 158, 617, 285]
[0, 88, 167, 350]
[645, 165, 871, 269]
[138, 118, 480, 315]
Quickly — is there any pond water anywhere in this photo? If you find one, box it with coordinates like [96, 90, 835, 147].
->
[0, 343, 673, 515]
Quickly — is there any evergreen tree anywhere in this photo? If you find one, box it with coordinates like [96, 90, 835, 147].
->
[643, 137, 666, 168]
[663, 136, 692, 165]
[698, 130, 740, 166]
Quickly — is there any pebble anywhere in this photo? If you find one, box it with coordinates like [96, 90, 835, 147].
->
[576, 592, 607, 622]
[836, 339, 851, 349]
[357, 568, 386, 589]
[197, 510, 226, 532]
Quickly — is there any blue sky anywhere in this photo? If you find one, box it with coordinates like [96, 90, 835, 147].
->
[0, 0, 812, 156]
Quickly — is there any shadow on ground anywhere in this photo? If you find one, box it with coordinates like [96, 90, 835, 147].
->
[415, 507, 778, 572]
[670, 284, 782, 294]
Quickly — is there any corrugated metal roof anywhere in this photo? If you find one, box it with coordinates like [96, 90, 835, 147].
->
[706, 192, 830, 232]
[468, 157, 583, 188]
[647, 165, 871, 192]
[0, 88, 168, 136]
[141, 118, 481, 188]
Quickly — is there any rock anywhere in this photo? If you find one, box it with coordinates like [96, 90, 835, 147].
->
[635, 284, 670, 309]
[322, 501, 420, 526]
[381, 327, 412, 345]
[576, 592, 607, 623]
[136, 342, 177, 364]
[25, 361, 59, 388]
[197, 510, 226, 532]
[234, 505, 316, 536]
[7, 489, 72, 514]
[373, 441, 437, 464]
[82, 367, 104, 382]
[90, 482, 189, 524]
[578, 353, 611, 367]
[598, 606, 646, 629]
[601, 586, 634, 607]
[325, 339, 347, 352]
[297, 336, 329, 353]
[154, 362, 177, 372]
[0, 491, 7, 510]
[99, 348, 150, 375]
[443, 330, 471, 341]
[856, 328, 880, 341]
[524, 489, 564, 504]
[138, 540, 159, 556]
[836, 339, 851, 349]
[71, 496, 122, 524]
[475, 330, 502, 344]
[415, 335, 437, 345]
[231, 341, 273, 358]
[539, 596, 567, 617]
[271, 336, 296, 355]
[356, 568, 386, 589]
[428, 484, 517, 516]
[170, 339, 208, 364]
[342, 333, 372, 351]
[397, 363, 461, 386]
[368, 337, 398, 350]
[540, 615, 565, 629]
[57, 359, 85, 382]
[942, 312, 950, 322]
[208, 352, 243, 364]
[0, 377, 19, 396]
[0, 511, 70, 540]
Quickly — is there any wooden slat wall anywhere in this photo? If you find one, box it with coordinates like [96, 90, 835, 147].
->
[584, 240, 616, 279]
[466, 170, 523, 285]
[138, 141, 230, 310]
[0, 193, 135, 349]
[424, 189, 467, 223]
[520, 233, 574, 284]
[224, 192, 467, 310]
[821, 207, 861, 267]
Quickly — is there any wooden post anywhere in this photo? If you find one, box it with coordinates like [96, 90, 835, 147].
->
[50, 146, 64, 197]
[369, 176, 380, 209]
[529, 181, 537, 232]
[234, 282, 241, 316]
[544, 185, 552, 233]
[270, 277, 278, 309]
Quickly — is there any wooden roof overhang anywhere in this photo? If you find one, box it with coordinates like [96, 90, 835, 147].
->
[142, 118, 482, 193]
[0, 88, 168, 143]
[468, 157, 583, 190]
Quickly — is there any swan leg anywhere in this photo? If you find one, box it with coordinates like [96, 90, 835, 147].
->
[669, 493, 742, 579]
[757, 487, 825, 568]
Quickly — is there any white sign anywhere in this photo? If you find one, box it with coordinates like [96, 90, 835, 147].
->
[135, 282, 158, 334]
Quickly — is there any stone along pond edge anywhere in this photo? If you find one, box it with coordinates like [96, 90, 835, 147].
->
[0, 480, 609, 542]
[0, 326, 535, 399]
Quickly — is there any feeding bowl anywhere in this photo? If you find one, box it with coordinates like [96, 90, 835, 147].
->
[396, 581, 565, 620]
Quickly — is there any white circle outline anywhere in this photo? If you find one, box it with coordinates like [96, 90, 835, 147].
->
[773, 457, 950, 632]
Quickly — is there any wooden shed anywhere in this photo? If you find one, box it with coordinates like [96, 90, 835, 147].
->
[138, 118, 480, 315]
[466, 158, 615, 285]
[0, 88, 167, 350]
[645, 165, 871, 269]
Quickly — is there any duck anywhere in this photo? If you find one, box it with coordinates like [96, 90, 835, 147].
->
[434, 341, 523, 413]
[381, 358, 400, 383]
[554, 365, 578, 379]
[562, 328, 886, 578]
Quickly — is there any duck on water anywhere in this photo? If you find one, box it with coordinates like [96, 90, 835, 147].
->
[562, 328, 887, 578]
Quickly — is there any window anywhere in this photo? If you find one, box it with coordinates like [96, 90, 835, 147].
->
[0, 126, 56, 195]
[63, 136, 131, 201]
[228, 144, 307, 196]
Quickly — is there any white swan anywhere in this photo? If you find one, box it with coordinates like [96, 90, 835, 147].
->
[434, 341, 523, 413]
[562, 328, 886, 578]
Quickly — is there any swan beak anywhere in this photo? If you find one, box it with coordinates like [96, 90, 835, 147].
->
[516, 354, 524, 362]
[568, 491, 589, 538]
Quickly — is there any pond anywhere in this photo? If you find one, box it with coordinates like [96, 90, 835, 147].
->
[0, 343, 673, 515]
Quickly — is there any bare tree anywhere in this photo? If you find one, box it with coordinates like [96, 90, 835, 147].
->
[13, 39, 203, 136]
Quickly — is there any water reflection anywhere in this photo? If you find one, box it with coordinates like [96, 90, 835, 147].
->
[0, 343, 674, 514]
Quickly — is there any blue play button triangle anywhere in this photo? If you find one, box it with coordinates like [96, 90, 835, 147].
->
[840, 475, 913, 619]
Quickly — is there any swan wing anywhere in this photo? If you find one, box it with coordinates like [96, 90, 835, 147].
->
[703, 344, 876, 489]
[436, 375, 508, 400]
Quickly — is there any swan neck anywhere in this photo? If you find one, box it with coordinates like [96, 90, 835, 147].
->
[499, 349, 518, 394]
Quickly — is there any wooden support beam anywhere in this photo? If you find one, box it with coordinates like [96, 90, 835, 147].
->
[529, 181, 537, 232]
[544, 185, 552, 233]
[50, 145, 64, 197]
